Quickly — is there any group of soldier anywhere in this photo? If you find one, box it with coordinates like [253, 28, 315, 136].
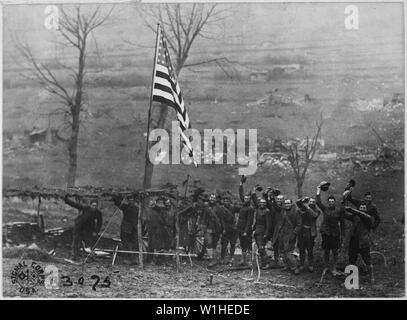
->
[62, 176, 381, 282]
[199, 177, 380, 280]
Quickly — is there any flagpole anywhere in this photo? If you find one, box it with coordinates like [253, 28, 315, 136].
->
[138, 23, 161, 268]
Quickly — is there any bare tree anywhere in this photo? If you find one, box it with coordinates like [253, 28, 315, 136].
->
[17, 6, 113, 187]
[286, 120, 323, 198]
[139, 3, 228, 188]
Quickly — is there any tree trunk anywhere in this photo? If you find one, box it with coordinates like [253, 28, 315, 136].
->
[66, 40, 85, 188]
[296, 179, 303, 198]
[67, 112, 80, 187]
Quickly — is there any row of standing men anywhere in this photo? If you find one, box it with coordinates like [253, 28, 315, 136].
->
[62, 177, 380, 281]
[195, 178, 380, 280]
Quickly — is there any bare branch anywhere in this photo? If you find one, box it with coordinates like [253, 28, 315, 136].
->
[139, 3, 226, 74]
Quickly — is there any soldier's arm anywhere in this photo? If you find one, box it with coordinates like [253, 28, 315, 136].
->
[303, 204, 320, 219]
[346, 207, 374, 225]
[251, 190, 259, 209]
[239, 184, 245, 203]
[265, 193, 273, 210]
[316, 188, 327, 212]
[347, 192, 362, 208]
[266, 209, 273, 238]
[64, 196, 85, 210]
[342, 208, 355, 221]
[251, 210, 257, 233]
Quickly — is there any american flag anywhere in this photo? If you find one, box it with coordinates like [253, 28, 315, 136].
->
[152, 25, 197, 165]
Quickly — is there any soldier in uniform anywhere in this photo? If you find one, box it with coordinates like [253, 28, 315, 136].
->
[200, 194, 224, 267]
[220, 197, 239, 264]
[236, 178, 255, 266]
[164, 199, 176, 249]
[296, 197, 321, 273]
[344, 202, 376, 283]
[64, 194, 103, 261]
[316, 182, 345, 276]
[148, 198, 173, 264]
[112, 194, 139, 264]
[267, 192, 285, 267]
[252, 198, 272, 268]
[278, 199, 302, 274]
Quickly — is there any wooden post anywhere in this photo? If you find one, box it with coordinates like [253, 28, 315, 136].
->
[175, 174, 190, 271]
[36, 195, 44, 232]
[138, 24, 161, 268]
[175, 206, 181, 272]
[137, 197, 145, 267]
[175, 192, 181, 272]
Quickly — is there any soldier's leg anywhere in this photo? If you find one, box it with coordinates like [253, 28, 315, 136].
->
[197, 232, 207, 259]
[308, 236, 316, 272]
[255, 233, 266, 267]
[348, 237, 359, 266]
[298, 232, 306, 268]
[120, 228, 132, 263]
[220, 234, 228, 262]
[321, 234, 331, 270]
[70, 227, 81, 261]
[360, 246, 374, 283]
[229, 231, 238, 262]
[242, 234, 252, 266]
[238, 233, 246, 265]
[273, 241, 280, 264]
[211, 232, 222, 267]
[130, 229, 139, 263]
[332, 236, 340, 276]
[207, 232, 218, 267]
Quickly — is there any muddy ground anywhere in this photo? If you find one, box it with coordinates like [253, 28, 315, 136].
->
[2, 245, 404, 298]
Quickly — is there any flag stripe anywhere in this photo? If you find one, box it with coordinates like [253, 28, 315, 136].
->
[151, 27, 196, 165]
[153, 83, 173, 96]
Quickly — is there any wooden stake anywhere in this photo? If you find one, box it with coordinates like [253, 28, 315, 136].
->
[138, 24, 161, 268]
[36, 195, 44, 232]
[175, 193, 181, 272]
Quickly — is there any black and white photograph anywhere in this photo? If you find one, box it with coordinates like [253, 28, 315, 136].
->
[1, 0, 405, 300]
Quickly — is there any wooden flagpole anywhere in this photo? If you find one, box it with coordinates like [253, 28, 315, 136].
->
[138, 23, 161, 268]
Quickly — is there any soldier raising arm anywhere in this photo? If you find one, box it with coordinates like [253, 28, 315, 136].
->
[236, 176, 255, 266]
[316, 182, 345, 276]
[346, 190, 381, 230]
[343, 203, 375, 283]
[64, 194, 103, 261]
